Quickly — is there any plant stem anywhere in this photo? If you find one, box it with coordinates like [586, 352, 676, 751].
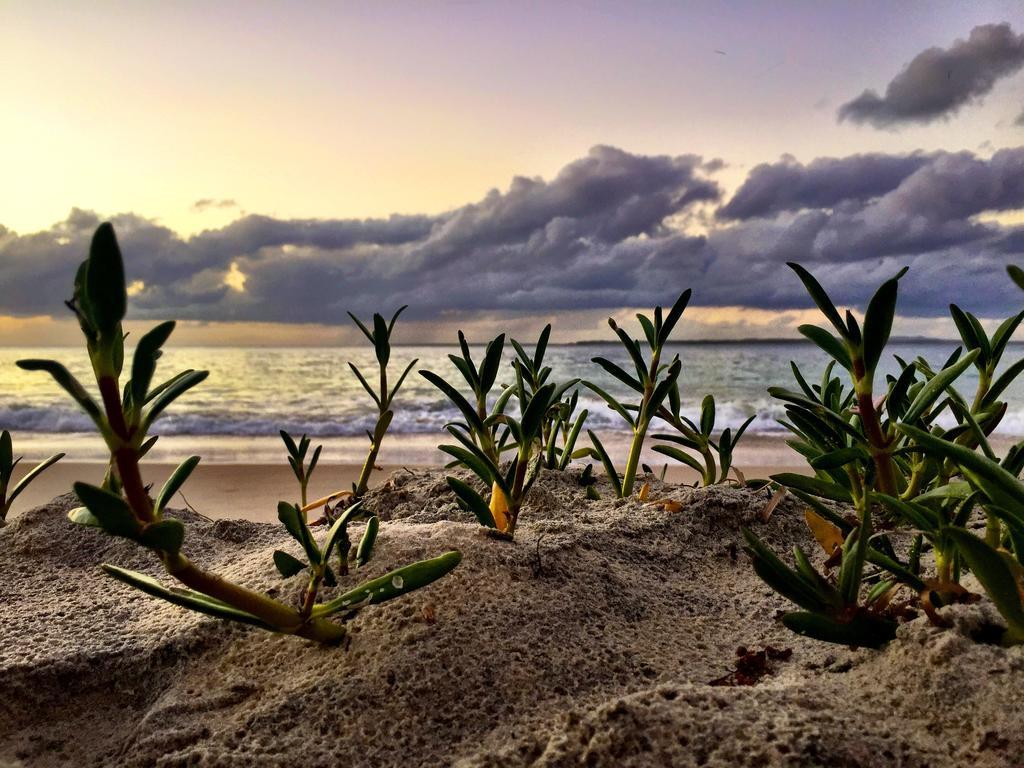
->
[853, 365, 898, 497]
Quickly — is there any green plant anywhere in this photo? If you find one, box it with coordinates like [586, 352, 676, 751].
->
[424, 330, 576, 538]
[509, 325, 589, 470]
[280, 430, 321, 510]
[18, 222, 460, 645]
[583, 291, 688, 497]
[420, 332, 514, 528]
[0, 430, 63, 527]
[743, 262, 1024, 646]
[652, 395, 755, 486]
[347, 307, 417, 498]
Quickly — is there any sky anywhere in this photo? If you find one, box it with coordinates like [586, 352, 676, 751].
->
[2, 0, 1024, 345]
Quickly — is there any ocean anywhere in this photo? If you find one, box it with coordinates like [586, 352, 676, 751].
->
[1, 341, 1020, 463]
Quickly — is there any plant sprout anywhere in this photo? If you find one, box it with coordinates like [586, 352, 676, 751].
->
[18, 222, 460, 645]
[420, 332, 513, 527]
[509, 324, 589, 470]
[745, 262, 1024, 647]
[583, 291, 689, 497]
[347, 307, 417, 498]
[0, 430, 63, 527]
[425, 329, 576, 538]
[280, 430, 321, 510]
[652, 394, 755, 486]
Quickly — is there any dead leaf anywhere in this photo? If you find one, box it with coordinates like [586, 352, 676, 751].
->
[638, 481, 651, 501]
[804, 509, 844, 556]
[647, 497, 683, 512]
[760, 487, 787, 522]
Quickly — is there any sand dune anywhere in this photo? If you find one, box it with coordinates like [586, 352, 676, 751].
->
[2, 468, 1022, 767]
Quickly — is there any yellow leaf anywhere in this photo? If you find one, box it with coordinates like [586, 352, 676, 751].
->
[804, 509, 843, 556]
[638, 482, 651, 501]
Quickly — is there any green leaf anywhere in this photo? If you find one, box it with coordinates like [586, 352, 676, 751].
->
[982, 357, 1024, 410]
[387, 358, 418, 406]
[533, 324, 551, 370]
[85, 223, 127, 335]
[652, 444, 705, 475]
[950, 304, 984, 364]
[387, 305, 409, 335]
[321, 502, 368, 561]
[898, 424, 1024, 522]
[6, 452, 64, 507]
[657, 289, 692, 347]
[862, 273, 901, 374]
[810, 447, 866, 471]
[699, 394, 715, 436]
[277, 501, 321, 565]
[348, 363, 381, 408]
[101, 564, 274, 629]
[742, 528, 836, 613]
[479, 334, 506, 393]
[154, 455, 200, 514]
[73, 481, 140, 538]
[1008, 265, 1024, 291]
[798, 325, 852, 371]
[420, 369, 485, 435]
[902, 349, 979, 424]
[782, 611, 896, 648]
[771, 473, 852, 503]
[0, 430, 11, 478]
[129, 321, 176, 409]
[373, 312, 391, 366]
[592, 357, 643, 393]
[273, 549, 307, 578]
[313, 550, 462, 618]
[16, 360, 104, 425]
[138, 519, 185, 554]
[447, 477, 497, 528]
[587, 430, 623, 498]
[788, 263, 847, 337]
[520, 383, 556, 444]
[347, 311, 375, 345]
[946, 527, 1024, 642]
[581, 381, 635, 428]
[356, 515, 379, 566]
[144, 370, 209, 429]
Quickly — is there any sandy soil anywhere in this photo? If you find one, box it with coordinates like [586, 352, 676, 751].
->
[2, 467, 1022, 767]
[4, 454, 806, 524]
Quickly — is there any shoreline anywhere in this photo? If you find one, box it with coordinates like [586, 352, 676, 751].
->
[7, 431, 1020, 523]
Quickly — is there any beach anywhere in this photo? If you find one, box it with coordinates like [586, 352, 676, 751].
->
[3, 433, 814, 522]
[4, 465, 1023, 767]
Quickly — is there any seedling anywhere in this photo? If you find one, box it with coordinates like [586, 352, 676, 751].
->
[583, 291, 689, 497]
[420, 332, 513, 527]
[510, 325, 589, 469]
[745, 262, 1024, 646]
[347, 307, 417, 498]
[426, 330, 576, 537]
[652, 394, 755, 485]
[280, 430, 321, 509]
[18, 222, 460, 645]
[0, 430, 63, 527]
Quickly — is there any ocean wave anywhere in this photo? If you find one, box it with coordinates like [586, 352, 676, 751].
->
[4, 398, 1022, 438]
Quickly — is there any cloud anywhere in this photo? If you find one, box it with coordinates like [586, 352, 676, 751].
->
[838, 23, 1024, 128]
[718, 153, 933, 219]
[192, 198, 238, 212]
[2, 145, 1024, 333]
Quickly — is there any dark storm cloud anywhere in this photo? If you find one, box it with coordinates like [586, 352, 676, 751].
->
[3, 145, 1024, 326]
[838, 23, 1024, 128]
[718, 153, 933, 219]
